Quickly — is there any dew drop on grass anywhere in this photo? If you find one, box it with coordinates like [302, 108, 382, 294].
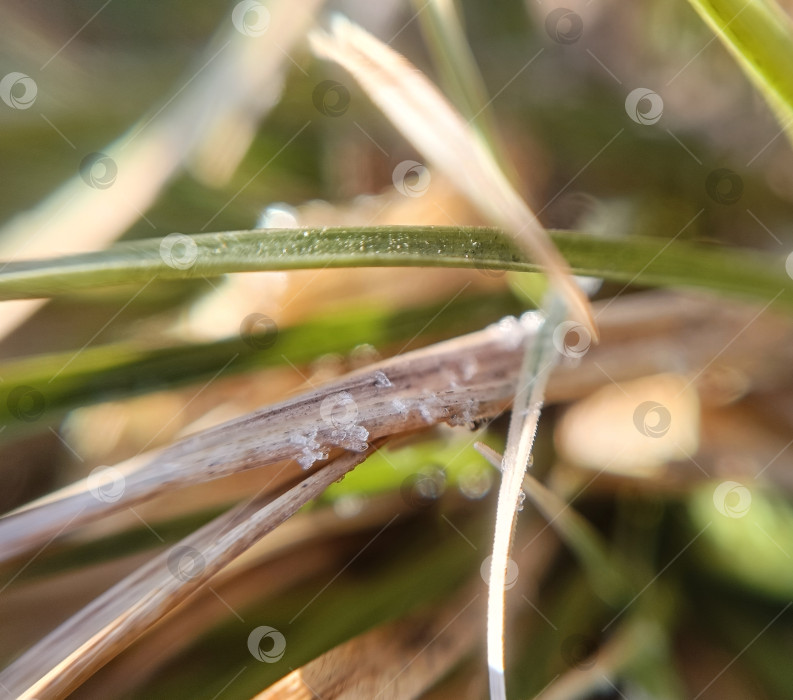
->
[257, 203, 298, 228]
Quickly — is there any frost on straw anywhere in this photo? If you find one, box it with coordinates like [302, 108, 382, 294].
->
[310, 18, 595, 698]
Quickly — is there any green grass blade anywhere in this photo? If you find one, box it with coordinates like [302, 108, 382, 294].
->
[685, 0, 793, 135]
[0, 227, 791, 310]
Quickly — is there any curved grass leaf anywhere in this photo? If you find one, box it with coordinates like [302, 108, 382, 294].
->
[685, 0, 793, 137]
[0, 226, 791, 311]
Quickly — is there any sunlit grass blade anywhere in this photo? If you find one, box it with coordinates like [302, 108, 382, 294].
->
[475, 443, 631, 605]
[685, 0, 793, 140]
[309, 16, 597, 338]
[415, 0, 512, 172]
[477, 296, 564, 700]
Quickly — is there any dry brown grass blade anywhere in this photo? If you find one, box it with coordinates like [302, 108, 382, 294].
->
[0, 306, 543, 563]
[0, 443, 381, 700]
[255, 587, 482, 700]
[71, 495, 412, 696]
[1, 291, 790, 564]
[309, 16, 597, 339]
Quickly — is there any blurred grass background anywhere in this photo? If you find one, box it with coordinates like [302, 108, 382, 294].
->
[2, 1, 793, 698]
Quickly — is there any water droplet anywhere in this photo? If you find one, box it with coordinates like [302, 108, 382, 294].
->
[257, 203, 298, 228]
